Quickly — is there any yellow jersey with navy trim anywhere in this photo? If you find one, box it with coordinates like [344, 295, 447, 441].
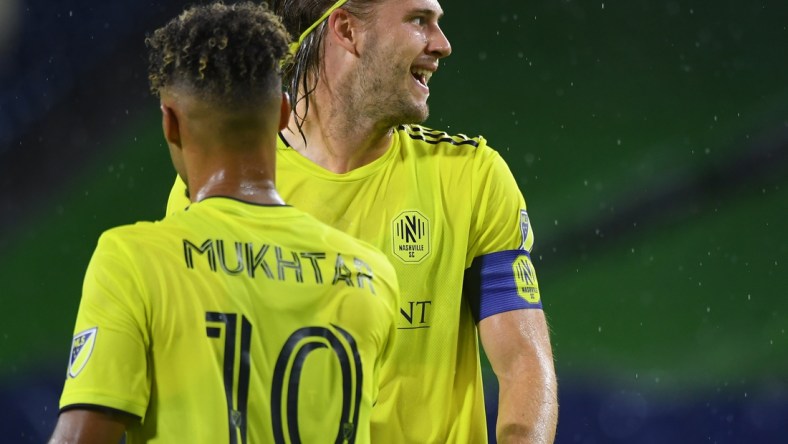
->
[60, 197, 399, 444]
[167, 124, 542, 443]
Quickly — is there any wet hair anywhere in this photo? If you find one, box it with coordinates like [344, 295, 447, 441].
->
[269, 0, 384, 134]
[146, 1, 291, 109]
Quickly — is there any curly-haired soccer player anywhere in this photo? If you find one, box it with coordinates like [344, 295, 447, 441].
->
[48, 2, 399, 443]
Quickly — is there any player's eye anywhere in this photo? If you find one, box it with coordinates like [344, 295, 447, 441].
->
[409, 16, 427, 26]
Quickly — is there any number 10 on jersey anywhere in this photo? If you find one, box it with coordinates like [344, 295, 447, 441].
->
[206, 311, 365, 444]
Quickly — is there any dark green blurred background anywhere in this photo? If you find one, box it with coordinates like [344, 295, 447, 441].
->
[1, 1, 786, 442]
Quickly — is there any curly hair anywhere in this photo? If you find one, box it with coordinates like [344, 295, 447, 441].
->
[146, 1, 291, 108]
[269, 0, 384, 134]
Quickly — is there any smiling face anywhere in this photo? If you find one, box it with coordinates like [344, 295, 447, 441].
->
[346, 0, 451, 127]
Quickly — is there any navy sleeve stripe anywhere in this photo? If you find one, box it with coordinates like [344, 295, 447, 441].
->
[464, 250, 543, 323]
[59, 403, 142, 422]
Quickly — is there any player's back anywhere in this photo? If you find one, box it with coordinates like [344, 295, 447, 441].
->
[65, 197, 398, 444]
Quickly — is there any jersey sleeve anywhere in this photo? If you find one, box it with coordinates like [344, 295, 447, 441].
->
[464, 141, 542, 323]
[59, 231, 151, 419]
[166, 174, 190, 217]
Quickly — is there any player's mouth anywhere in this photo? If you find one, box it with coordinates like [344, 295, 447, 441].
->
[411, 68, 434, 89]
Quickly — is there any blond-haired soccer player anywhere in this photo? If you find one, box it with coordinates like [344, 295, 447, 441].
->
[48, 2, 399, 443]
[169, 0, 558, 443]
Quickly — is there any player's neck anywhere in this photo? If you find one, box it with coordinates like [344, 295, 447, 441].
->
[284, 94, 393, 174]
[186, 150, 285, 206]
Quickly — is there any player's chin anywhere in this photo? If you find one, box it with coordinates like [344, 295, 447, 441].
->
[405, 103, 430, 124]
[387, 106, 429, 127]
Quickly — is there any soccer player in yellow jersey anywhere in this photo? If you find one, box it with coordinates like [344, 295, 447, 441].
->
[48, 2, 399, 443]
[168, 0, 558, 442]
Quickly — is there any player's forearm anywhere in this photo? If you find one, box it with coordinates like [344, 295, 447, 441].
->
[48, 409, 129, 444]
[495, 365, 558, 443]
[479, 310, 558, 443]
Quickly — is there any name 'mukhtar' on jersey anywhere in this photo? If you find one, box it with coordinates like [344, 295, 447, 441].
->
[182, 238, 377, 294]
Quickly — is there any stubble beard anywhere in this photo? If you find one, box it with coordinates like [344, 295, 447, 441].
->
[351, 43, 430, 129]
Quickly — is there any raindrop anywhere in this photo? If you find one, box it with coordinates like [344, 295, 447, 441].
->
[706, 306, 711, 313]
[598, 326, 602, 333]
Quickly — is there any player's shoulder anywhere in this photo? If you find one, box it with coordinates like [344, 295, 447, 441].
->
[96, 219, 176, 252]
[325, 223, 392, 267]
[320, 223, 397, 281]
[397, 124, 487, 151]
[397, 124, 508, 174]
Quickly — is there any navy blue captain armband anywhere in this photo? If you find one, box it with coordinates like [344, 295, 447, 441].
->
[464, 250, 542, 323]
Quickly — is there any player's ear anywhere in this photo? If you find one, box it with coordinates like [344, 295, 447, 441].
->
[326, 8, 359, 55]
[278, 92, 291, 131]
[161, 103, 182, 149]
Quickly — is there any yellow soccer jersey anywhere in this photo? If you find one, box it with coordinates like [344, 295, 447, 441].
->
[167, 125, 542, 443]
[61, 197, 399, 444]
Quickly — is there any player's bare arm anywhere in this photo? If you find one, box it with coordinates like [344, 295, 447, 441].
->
[48, 408, 135, 444]
[480, 309, 558, 444]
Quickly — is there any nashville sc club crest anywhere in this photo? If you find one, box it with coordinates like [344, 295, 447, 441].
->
[392, 210, 431, 263]
[68, 327, 97, 378]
